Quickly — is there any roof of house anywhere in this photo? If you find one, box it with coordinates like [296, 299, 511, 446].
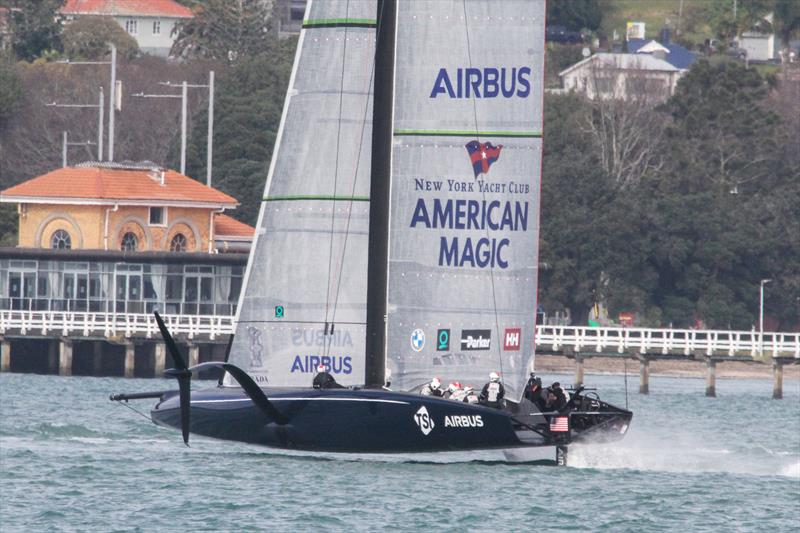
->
[627, 38, 697, 70]
[559, 52, 681, 77]
[60, 0, 194, 18]
[1, 165, 238, 208]
[214, 214, 254, 239]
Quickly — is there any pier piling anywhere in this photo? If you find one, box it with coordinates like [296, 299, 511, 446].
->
[573, 355, 584, 388]
[124, 342, 135, 378]
[154, 342, 166, 377]
[92, 342, 103, 374]
[705, 359, 716, 397]
[1, 339, 10, 372]
[189, 344, 199, 368]
[639, 358, 649, 394]
[59, 339, 73, 376]
[773, 362, 783, 400]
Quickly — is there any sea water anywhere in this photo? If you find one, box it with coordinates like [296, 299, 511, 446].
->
[1, 372, 798, 532]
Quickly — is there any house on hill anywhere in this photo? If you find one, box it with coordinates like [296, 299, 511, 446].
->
[60, 0, 194, 58]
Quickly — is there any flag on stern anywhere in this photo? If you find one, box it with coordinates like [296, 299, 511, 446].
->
[465, 141, 503, 177]
[550, 416, 569, 432]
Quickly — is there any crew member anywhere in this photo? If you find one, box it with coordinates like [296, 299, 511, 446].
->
[313, 363, 344, 389]
[479, 371, 505, 408]
[525, 373, 547, 411]
[462, 385, 479, 404]
[545, 382, 568, 411]
[443, 381, 462, 400]
[420, 377, 443, 397]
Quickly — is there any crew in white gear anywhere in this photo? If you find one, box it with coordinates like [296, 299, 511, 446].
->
[420, 377, 443, 397]
[479, 371, 505, 408]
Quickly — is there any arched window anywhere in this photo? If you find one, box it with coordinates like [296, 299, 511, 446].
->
[51, 229, 72, 250]
[169, 233, 187, 252]
[121, 232, 138, 252]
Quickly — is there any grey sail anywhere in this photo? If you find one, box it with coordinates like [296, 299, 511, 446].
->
[385, 0, 546, 399]
[226, 0, 376, 387]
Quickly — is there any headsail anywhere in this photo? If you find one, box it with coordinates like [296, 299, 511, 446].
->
[226, 0, 376, 387]
[385, 0, 546, 399]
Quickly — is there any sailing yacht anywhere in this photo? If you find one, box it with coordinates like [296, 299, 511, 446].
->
[112, 0, 631, 464]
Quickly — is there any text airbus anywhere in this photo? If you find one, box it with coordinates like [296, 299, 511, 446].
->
[430, 67, 531, 98]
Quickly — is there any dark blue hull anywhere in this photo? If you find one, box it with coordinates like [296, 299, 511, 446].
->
[151, 386, 631, 453]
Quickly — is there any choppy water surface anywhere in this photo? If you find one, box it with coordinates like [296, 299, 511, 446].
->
[1, 372, 798, 532]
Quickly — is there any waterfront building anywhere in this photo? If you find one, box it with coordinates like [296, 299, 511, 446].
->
[0, 162, 253, 377]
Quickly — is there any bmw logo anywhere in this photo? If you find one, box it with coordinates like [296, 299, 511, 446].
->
[410, 329, 425, 352]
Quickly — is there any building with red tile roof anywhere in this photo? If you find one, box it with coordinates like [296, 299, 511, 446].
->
[60, 0, 194, 58]
[1, 163, 253, 254]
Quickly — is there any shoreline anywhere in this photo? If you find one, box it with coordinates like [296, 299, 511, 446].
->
[534, 354, 800, 381]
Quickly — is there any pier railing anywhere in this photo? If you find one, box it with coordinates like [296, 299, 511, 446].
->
[535, 325, 800, 359]
[0, 310, 233, 341]
[0, 311, 798, 359]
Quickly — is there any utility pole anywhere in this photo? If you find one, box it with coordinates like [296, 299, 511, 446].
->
[56, 43, 118, 161]
[759, 279, 771, 356]
[46, 86, 105, 162]
[133, 71, 215, 181]
[61, 132, 97, 167]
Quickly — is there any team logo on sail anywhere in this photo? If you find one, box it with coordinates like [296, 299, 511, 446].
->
[465, 141, 503, 177]
[460, 329, 491, 351]
[503, 328, 521, 351]
[411, 329, 425, 352]
[413, 406, 435, 436]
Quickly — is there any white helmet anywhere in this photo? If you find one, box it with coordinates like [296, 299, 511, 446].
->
[489, 371, 500, 383]
[431, 377, 441, 390]
[317, 364, 327, 373]
[448, 381, 462, 393]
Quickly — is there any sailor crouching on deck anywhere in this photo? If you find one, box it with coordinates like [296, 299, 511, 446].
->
[420, 377, 443, 397]
[479, 372, 505, 408]
[313, 364, 345, 389]
[443, 381, 462, 399]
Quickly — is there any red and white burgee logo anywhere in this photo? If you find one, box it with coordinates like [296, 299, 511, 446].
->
[503, 328, 521, 351]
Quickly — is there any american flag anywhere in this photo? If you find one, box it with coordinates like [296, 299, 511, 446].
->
[550, 416, 569, 432]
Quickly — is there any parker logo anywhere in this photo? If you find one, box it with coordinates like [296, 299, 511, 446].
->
[503, 328, 521, 351]
[444, 415, 484, 428]
[413, 406, 435, 436]
[460, 329, 491, 351]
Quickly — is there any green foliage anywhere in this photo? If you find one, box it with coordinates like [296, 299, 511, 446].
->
[547, 0, 603, 31]
[0, 56, 23, 124]
[171, 0, 276, 62]
[0, 204, 18, 247]
[703, 0, 772, 41]
[7, 0, 64, 61]
[772, 0, 800, 46]
[61, 17, 139, 60]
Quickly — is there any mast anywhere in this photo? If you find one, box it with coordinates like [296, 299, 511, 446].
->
[364, 0, 396, 388]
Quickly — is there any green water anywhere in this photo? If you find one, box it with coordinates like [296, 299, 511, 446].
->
[1, 373, 798, 532]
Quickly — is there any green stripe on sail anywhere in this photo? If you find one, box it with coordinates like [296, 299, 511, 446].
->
[303, 18, 377, 28]
[264, 195, 370, 202]
[394, 129, 542, 138]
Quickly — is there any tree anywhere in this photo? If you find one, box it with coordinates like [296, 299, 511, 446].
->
[772, 0, 800, 49]
[663, 60, 781, 195]
[61, 17, 139, 60]
[546, 0, 602, 32]
[704, 0, 773, 41]
[7, 0, 64, 61]
[171, 0, 275, 63]
[0, 55, 23, 124]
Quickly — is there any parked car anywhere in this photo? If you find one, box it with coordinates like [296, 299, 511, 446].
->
[546, 25, 584, 44]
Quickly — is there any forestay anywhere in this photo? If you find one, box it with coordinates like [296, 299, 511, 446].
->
[385, 0, 545, 399]
[226, 0, 376, 387]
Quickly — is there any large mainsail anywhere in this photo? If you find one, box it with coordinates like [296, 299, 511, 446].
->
[227, 0, 376, 387]
[385, 0, 546, 399]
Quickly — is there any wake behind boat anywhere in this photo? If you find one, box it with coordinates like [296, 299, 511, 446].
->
[111, 0, 632, 465]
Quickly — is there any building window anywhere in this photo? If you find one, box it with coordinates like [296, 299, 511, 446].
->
[51, 230, 72, 250]
[149, 206, 165, 226]
[170, 233, 187, 252]
[153, 20, 161, 35]
[125, 19, 138, 35]
[121, 232, 138, 252]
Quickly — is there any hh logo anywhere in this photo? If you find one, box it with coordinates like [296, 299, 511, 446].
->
[504, 328, 521, 351]
[413, 406, 435, 436]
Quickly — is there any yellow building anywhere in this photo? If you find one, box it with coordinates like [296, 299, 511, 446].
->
[0, 163, 252, 253]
